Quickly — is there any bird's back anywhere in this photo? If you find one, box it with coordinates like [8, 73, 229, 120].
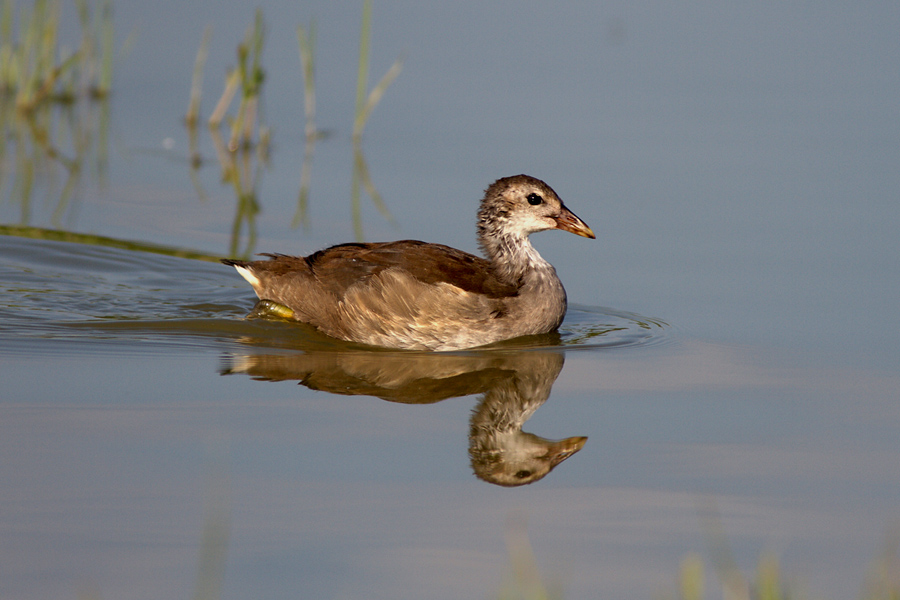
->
[223, 241, 530, 350]
[302, 240, 520, 298]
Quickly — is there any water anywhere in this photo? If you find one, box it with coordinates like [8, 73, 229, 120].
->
[2, 1, 899, 599]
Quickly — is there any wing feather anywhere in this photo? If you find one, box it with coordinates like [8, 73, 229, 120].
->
[304, 240, 519, 299]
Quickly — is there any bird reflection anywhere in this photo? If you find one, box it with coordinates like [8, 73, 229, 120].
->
[221, 348, 586, 486]
[467, 353, 586, 486]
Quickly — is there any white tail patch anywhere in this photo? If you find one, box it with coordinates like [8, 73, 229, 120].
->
[233, 265, 261, 288]
[223, 354, 255, 374]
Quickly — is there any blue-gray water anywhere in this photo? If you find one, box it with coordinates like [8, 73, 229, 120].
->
[1, 1, 899, 599]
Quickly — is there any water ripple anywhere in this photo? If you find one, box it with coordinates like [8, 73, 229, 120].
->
[0, 235, 670, 355]
[561, 304, 671, 350]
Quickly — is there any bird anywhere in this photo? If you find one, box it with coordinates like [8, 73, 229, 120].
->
[222, 174, 595, 351]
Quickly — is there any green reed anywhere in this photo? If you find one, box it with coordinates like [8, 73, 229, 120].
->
[351, 0, 403, 142]
[665, 507, 900, 600]
[183, 3, 403, 257]
[498, 515, 564, 600]
[184, 10, 269, 259]
[349, 0, 402, 240]
[292, 20, 316, 228]
[206, 8, 268, 154]
[496, 510, 899, 600]
[671, 551, 793, 600]
[671, 543, 900, 600]
[1, 0, 126, 227]
[293, 0, 403, 238]
[0, 0, 119, 110]
[185, 25, 211, 129]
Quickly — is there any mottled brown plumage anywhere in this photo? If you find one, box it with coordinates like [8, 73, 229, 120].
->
[222, 175, 594, 350]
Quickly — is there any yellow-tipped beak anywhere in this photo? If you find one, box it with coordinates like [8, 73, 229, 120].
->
[555, 206, 595, 239]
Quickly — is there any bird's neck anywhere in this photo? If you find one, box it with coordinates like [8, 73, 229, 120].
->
[479, 228, 552, 285]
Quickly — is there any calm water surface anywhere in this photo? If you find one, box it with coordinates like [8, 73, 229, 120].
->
[2, 1, 899, 599]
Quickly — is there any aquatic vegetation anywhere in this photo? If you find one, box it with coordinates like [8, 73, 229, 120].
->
[0, 0, 128, 226]
[860, 532, 900, 600]
[669, 541, 900, 600]
[497, 510, 899, 600]
[498, 516, 564, 600]
[185, 25, 211, 132]
[207, 8, 269, 154]
[0, 224, 222, 262]
[349, 0, 402, 240]
[351, 0, 403, 143]
[0, 0, 120, 110]
[184, 10, 270, 259]
[184, 10, 270, 159]
[293, 0, 404, 237]
[184, 2, 403, 256]
[665, 512, 900, 600]
[292, 20, 317, 228]
[671, 551, 795, 600]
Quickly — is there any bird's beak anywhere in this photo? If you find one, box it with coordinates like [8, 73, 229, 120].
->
[555, 206, 596, 239]
[546, 435, 588, 467]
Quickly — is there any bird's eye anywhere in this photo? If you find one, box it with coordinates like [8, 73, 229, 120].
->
[515, 470, 532, 479]
[526, 193, 543, 206]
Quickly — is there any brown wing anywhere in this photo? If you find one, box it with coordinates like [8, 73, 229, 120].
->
[302, 240, 519, 299]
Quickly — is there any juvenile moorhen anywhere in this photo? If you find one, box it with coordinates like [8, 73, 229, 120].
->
[222, 175, 595, 350]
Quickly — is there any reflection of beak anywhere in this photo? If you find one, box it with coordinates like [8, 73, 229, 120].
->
[555, 206, 596, 239]
[546, 435, 588, 467]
